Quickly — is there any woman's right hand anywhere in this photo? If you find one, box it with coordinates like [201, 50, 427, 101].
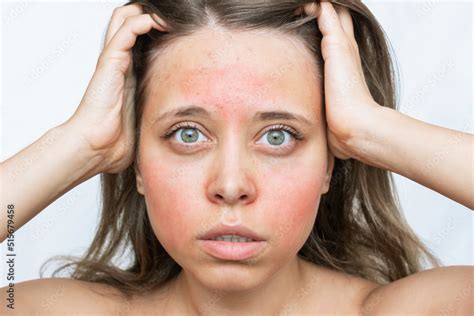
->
[64, 3, 168, 173]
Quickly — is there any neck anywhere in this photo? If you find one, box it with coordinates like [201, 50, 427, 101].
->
[168, 256, 309, 315]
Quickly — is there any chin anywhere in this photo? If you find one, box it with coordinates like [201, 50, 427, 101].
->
[187, 260, 272, 292]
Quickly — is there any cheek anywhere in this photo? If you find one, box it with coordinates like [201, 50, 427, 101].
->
[259, 157, 326, 252]
[139, 154, 203, 254]
[138, 129, 328, 261]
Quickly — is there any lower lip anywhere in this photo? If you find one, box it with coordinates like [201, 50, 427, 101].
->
[197, 239, 267, 261]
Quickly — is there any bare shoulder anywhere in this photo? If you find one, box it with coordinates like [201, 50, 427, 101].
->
[1, 277, 128, 315]
[298, 260, 381, 314]
[361, 265, 474, 315]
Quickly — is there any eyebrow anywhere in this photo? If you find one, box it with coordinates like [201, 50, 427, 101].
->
[155, 105, 313, 126]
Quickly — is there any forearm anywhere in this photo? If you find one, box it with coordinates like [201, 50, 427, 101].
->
[350, 106, 473, 209]
[0, 123, 104, 242]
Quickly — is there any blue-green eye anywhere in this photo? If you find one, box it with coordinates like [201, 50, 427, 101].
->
[256, 124, 304, 149]
[260, 129, 291, 146]
[161, 123, 304, 148]
[161, 122, 208, 144]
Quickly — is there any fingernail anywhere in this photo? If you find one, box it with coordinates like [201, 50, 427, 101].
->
[151, 13, 170, 32]
[293, 7, 303, 16]
[303, 2, 321, 17]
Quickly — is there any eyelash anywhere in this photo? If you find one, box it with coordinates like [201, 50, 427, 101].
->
[160, 122, 305, 146]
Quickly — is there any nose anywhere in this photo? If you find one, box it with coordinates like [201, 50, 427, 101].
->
[206, 143, 257, 207]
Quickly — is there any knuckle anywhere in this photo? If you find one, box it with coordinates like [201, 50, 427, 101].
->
[96, 58, 103, 69]
[111, 4, 141, 21]
[96, 53, 107, 68]
[322, 35, 351, 52]
[122, 15, 136, 27]
[339, 38, 353, 51]
[111, 6, 125, 19]
[352, 41, 360, 53]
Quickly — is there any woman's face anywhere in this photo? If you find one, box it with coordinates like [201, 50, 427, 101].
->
[136, 27, 334, 290]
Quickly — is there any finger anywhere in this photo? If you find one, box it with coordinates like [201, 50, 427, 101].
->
[104, 4, 169, 48]
[105, 4, 142, 46]
[336, 6, 359, 52]
[334, 6, 366, 87]
[303, 1, 320, 18]
[304, 2, 355, 45]
[121, 74, 136, 156]
[100, 14, 162, 71]
[305, 1, 346, 39]
[150, 13, 170, 32]
[337, 7, 355, 42]
[294, 0, 326, 16]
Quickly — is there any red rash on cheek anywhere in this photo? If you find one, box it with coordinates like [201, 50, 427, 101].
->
[141, 151, 326, 259]
[139, 57, 327, 260]
[261, 165, 325, 250]
[139, 160, 203, 252]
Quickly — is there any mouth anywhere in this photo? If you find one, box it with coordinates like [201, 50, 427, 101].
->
[198, 224, 266, 242]
[205, 234, 257, 242]
[197, 224, 267, 260]
[197, 238, 267, 261]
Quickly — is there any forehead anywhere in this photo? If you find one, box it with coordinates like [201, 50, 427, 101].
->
[145, 27, 321, 119]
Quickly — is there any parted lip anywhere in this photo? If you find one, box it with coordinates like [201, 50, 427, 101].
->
[198, 223, 265, 241]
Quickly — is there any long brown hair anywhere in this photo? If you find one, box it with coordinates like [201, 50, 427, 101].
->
[42, 0, 440, 298]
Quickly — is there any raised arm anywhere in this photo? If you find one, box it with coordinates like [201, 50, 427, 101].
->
[303, 1, 473, 210]
[301, 1, 473, 314]
[0, 124, 102, 243]
[352, 106, 473, 210]
[0, 3, 169, 244]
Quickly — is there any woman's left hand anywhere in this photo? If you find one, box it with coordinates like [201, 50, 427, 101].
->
[304, 1, 381, 160]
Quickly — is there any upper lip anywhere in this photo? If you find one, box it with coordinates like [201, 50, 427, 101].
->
[198, 223, 265, 241]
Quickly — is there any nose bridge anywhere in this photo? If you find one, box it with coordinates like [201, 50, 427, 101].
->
[206, 128, 257, 206]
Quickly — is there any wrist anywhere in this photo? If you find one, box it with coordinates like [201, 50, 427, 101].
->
[52, 122, 106, 178]
[346, 105, 395, 170]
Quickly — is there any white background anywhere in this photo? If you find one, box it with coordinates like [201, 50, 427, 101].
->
[1, 0, 472, 286]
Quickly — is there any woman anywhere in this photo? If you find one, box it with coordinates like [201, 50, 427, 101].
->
[1, 0, 472, 314]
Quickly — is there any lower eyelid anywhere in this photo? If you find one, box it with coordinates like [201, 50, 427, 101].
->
[171, 128, 209, 143]
[163, 124, 303, 148]
[257, 130, 295, 146]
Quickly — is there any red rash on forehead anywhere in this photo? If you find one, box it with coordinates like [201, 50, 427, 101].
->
[135, 29, 332, 289]
[143, 29, 323, 129]
[177, 63, 279, 117]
